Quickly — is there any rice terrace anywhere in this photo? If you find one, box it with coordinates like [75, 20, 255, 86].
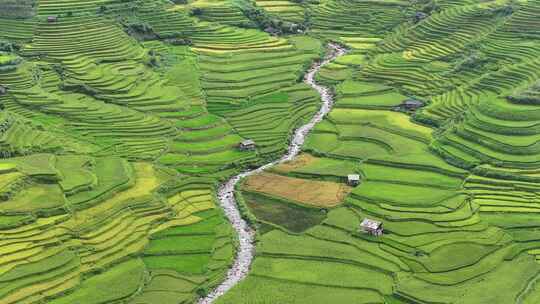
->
[0, 0, 540, 304]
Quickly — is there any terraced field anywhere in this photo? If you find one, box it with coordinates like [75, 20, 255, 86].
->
[1, 0, 540, 303]
[220, 0, 540, 303]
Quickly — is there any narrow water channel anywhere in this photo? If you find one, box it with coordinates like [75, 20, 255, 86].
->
[198, 43, 348, 304]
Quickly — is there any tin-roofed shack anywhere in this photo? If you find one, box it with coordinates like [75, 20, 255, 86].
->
[402, 99, 424, 110]
[239, 139, 256, 151]
[347, 174, 361, 186]
[360, 218, 383, 236]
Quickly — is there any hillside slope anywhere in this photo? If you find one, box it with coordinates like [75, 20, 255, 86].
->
[0, 0, 540, 303]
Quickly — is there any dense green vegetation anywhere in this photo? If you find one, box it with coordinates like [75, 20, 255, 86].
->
[223, 0, 540, 303]
[0, 0, 539, 303]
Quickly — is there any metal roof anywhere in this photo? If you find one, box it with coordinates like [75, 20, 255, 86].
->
[361, 218, 382, 230]
[403, 99, 424, 106]
[348, 174, 360, 181]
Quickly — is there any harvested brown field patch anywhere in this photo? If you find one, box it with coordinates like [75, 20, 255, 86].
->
[272, 153, 318, 173]
[243, 173, 351, 207]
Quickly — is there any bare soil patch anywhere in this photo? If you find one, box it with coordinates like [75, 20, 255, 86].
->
[243, 172, 351, 207]
[272, 153, 318, 173]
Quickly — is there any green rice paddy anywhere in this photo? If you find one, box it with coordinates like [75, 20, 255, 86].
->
[0, 0, 539, 303]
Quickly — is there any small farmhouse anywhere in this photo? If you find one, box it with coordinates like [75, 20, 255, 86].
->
[239, 139, 256, 151]
[47, 16, 58, 23]
[402, 99, 424, 110]
[360, 218, 383, 236]
[347, 174, 360, 186]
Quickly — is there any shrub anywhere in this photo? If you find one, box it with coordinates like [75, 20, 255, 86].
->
[507, 80, 540, 105]
[190, 8, 203, 16]
[165, 38, 193, 46]
[0, 0, 36, 18]
[196, 286, 209, 297]
[0, 52, 22, 67]
[451, 51, 489, 73]
[0, 40, 19, 52]
[238, 2, 305, 34]
[126, 21, 153, 35]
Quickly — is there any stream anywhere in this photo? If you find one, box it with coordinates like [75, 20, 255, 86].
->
[198, 43, 348, 304]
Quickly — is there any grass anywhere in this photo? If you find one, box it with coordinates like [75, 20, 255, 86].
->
[55, 155, 95, 194]
[0, 250, 76, 284]
[152, 212, 221, 237]
[251, 256, 393, 291]
[217, 275, 383, 304]
[214, 2, 540, 302]
[1, 0, 540, 303]
[336, 91, 407, 109]
[0, 53, 19, 66]
[144, 235, 216, 254]
[272, 153, 359, 180]
[143, 254, 212, 275]
[1, 183, 66, 213]
[67, 156, 132, 209]
[242, 191, 326, 233]
[243, 172, 351, 207]
[48, 259, 144, 304]
[360, 163, 463, 188]
[422, 242, 500, 272]
[0, 214, 31, 228]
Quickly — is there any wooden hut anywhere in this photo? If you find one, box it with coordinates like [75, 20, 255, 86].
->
[402, 99, 424, 110]
[347, 174, 361, 186]
[360, 218, 383, 236]
[239, 139, 256, 151]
